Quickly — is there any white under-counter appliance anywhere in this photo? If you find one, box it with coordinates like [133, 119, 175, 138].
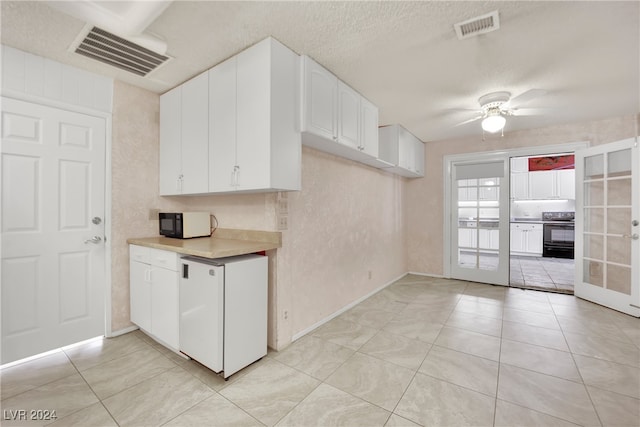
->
[179, 254, 267, 378]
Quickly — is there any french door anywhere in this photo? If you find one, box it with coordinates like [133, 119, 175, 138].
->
[1, 98, 107, 363]
[449, 158, 510, 285]
[575, 138, 639, 316]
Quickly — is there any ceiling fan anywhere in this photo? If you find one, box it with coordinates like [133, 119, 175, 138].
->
[455, 89, 547, 134]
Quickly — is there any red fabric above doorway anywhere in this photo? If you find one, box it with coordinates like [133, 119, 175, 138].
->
[528, 155, 575, 171]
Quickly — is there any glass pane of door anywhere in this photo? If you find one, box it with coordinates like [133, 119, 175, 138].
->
[582, 149, 632, 294]
[575, 140, 639, 316]
[451, 159, 509, 286]
[457, 178, 500, 271]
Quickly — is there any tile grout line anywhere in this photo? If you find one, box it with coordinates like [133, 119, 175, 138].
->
[385, 281, 471, 425]
[549, 294, 605, 427]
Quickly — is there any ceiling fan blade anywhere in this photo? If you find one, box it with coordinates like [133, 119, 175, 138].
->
[503, 89, 547, 109]
[510, 107, 549, 116]
[453, 115, 484, 127]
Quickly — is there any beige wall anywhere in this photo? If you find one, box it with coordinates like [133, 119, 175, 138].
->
[406, 114, 638, 276]
[110, 81, 184, 331]
[283, 147, 406, 344]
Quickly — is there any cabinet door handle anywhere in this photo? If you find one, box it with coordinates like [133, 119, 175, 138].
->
[177, 174, 184, 193]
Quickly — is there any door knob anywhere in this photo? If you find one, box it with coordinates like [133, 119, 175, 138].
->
[84, 236, 102, 244]
[623, 233, 639, 240]
[92, 217, 102, 225]
[632, 220, 639, 226]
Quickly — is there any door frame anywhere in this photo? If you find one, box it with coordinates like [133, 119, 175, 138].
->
[443, 141, 589, 282]
[2, 92, 114, 337]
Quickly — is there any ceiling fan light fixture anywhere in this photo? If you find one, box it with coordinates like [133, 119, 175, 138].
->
[481, 112, 506, 133]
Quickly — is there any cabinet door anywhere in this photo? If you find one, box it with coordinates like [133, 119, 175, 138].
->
[479, 229, 491, 250]
[413, 138, 425, 176]
[510, 225, 526, 253]
[150, 267, 179, 349]
[159, 87, 182, 196]
[511, 157, 529, 173]
[209, 57, 238, 193]
[180, 72, 209, 194]
[511, 172, 529, 199]
[526, 227, 544, 255]
[556, 169, 575, 199]
[529, 170, 556, 199]
[223, 256, 268, 378]
[397, 128, 413, 171]
[303, 57, 337, 141]
[360, 97, 379, 158]
[490, 229, 500, 250]
[336, 81, 360, 149]
[130, 260, 151, 332]
[236, 41, 271, 191]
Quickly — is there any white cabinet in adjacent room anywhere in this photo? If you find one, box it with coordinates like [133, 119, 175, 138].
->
[556, 169, 576, 199]
[514, 167, 576, 200]
[209, 37, 300, 193]
[159, 71, 209, 196]
[129, 245, 180, 349]
[510, 223, 543, 256]
[528, 170, 556, 200]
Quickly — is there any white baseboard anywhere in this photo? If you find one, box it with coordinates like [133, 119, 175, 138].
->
[291, 272, 407, 342]
[407, 271, 446, 279]
[107, 325, 138, 338]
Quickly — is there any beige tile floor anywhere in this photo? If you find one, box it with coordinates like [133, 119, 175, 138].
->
[1, 274, 639, 426]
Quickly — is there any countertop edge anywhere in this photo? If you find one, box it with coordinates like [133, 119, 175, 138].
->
[127, 233, 282, 259]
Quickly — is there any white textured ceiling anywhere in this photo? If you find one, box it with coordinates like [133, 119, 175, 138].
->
[1, 1, 638, 142]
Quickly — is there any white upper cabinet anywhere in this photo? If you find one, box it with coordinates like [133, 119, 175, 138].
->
[336, 81, 361, 150]
[529, 170, 556, 199]
[528, 169, 575, 200]
[209, 37, 300, 193]
[159, 87, 182, 195]
[378, 124, 425, 178]
[360, 97, 379, 159]
[301, 56, 385, 168]
[161, 37, 300, 196]
[209, 56, 238, 193]
[510, 156, 575, 200]
[159, 71, 209, 195]
[303, 58, 337, 141]
[556, 169, 576, 199]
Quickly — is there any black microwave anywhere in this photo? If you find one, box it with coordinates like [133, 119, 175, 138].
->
[159, 212, 211, 239]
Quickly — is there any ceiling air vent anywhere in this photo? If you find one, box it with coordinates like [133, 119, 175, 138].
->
[454, 10, 500, 40]
[74, 27, 170, 77]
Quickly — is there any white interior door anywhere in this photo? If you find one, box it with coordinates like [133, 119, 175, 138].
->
[1, 97, 106, 363]
[450, 158, 510, 286]
[575, 138, 639, 316]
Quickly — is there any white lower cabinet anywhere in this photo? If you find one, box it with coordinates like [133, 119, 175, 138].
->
[510, 223, 543, 256]
[129, 245, 179, 349]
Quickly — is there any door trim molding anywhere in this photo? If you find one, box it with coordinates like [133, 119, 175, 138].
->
[443, 141, 589, 280]
[1, 93, 114, 337]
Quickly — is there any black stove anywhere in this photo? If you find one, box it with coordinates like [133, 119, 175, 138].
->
[542, 212, 575, 259]
[542, 211, 575, 222]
